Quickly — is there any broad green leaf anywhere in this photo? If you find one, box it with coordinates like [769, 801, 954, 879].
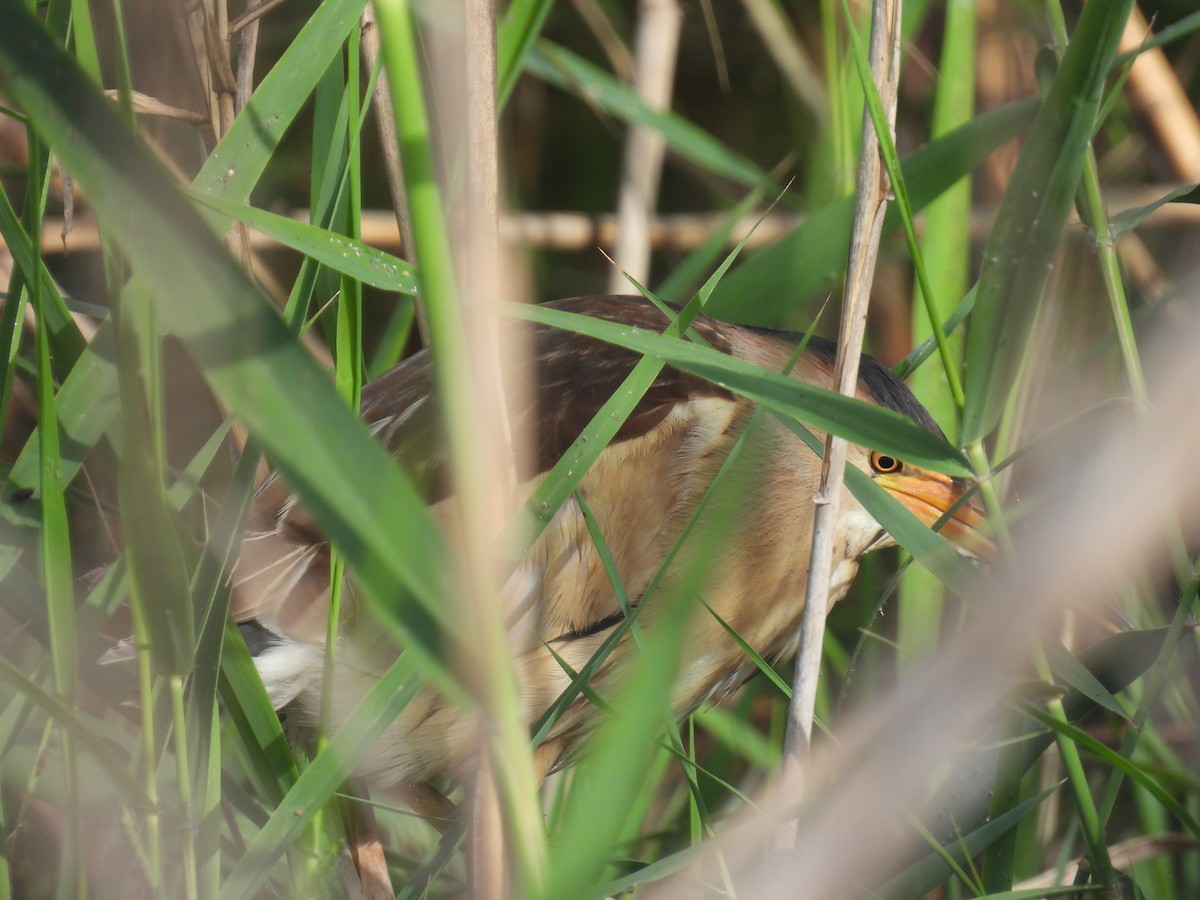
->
[1043, 639, 1126, 719]
[119, 435, 196, 677]
[694, 706, 779, 772]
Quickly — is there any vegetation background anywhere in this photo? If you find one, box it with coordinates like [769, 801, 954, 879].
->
[0, 0, 1198, 897]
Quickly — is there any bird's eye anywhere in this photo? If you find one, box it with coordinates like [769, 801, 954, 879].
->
[869, 452, 902, 475]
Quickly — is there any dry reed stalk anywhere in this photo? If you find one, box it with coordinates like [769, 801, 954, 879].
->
[780, 0, 903, 818]
[607, 0, 682, 293]
[1120, 7, 1200, 182]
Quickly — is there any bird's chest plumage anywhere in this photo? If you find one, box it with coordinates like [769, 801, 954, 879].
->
[284, 398, 887, 785]
[505, 405, 885, 749]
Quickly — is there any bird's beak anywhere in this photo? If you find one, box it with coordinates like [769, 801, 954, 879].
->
[874, 469, 998, 562]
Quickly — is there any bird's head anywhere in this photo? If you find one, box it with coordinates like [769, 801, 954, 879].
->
[860, 448, 994, 560]
[785, 334, 994, 563]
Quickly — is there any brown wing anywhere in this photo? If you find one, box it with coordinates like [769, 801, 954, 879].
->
[231, 295, 738, 639]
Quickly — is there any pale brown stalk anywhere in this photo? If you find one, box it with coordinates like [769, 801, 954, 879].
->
[606, 0, 682, 293]
[779, 0, 903, 836]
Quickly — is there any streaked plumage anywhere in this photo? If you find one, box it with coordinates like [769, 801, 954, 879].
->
[232, 295, 985, 787]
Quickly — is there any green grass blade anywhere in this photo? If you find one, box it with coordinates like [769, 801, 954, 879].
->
[217, 654, 425, 900]
[192, 0, 369, 204]
[515, 302, 971, 477]
[0, 180, 85, 375]
[186, 190, 421, 296]
[217, 618, 298, 806]
[497, 0, 555, 107]
[27, 160, 83, 896]
[960, 0, 1134, 442]
[880, 784, 1061, 899]
[528, 40, 776, 191]
[904, 0, 975, 662]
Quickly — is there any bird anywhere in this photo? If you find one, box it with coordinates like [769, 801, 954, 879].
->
[231, 294, 988, 792]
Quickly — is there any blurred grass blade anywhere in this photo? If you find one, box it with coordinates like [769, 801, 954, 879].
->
[880, 785, 1060, 898]
[118, 430, 196, 677]
[961, 0, 1134, 442]
[0, 2, 463, 689]
[115, 281, 196, 678]
[917, 628, 1172, 877]
[0, 0, 373, 583]
[1018, 702, 1200, 836]
[0, 655, 151, 808]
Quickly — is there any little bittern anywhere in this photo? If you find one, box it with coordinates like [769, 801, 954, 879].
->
[233, 295, 986, 787]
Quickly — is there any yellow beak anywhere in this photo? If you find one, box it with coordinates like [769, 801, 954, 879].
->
[874, 469, 997, 562]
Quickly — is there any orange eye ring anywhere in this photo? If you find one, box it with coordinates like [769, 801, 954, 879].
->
[869, 451, 903, 475]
